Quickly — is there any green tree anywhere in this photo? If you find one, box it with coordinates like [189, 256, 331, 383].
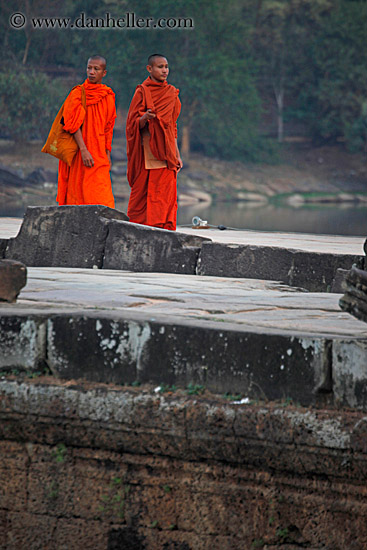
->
[0, 66, 67, 142]
[294, 0, 367, 151]
[82, 0, 269, 161]
[253, 0, 333, 142]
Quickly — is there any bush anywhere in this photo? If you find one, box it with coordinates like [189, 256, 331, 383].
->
[0, 67, 68, 142]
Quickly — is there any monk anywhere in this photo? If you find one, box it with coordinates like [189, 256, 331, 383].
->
[56, 55, 116, 208]
[126, 54, 182, 230]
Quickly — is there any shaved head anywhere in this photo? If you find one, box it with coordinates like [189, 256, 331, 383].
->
[148, 53, 167, 66]
[88, 55, 107, 69]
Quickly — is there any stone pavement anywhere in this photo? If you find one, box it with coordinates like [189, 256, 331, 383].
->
[177, 225, 365, 255]
[1, 265, 366, 409]
[1, 215, 367, 410]
[9, 267, 366, 338]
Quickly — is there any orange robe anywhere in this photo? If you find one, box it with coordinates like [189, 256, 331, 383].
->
[57, 79, 116, 208]
[126, 77, 181, 230]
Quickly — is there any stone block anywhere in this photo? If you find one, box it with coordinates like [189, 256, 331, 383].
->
[54, 518, 107, 550]
[197, 242, 362, 292]
[339, 265, 367, 323]
[331, 268, 349, 293]
[0, 315, 46, 371]
[0, 259, 27, 302]
[5, 205, 128, 268]
[5, 512, 57, 550]
[103, 219, 210, 274]
[46, 315, 140, 383]
[332, 339, 367, 409]
[45, 313, 330, 407]
[0, 463, 27, 511]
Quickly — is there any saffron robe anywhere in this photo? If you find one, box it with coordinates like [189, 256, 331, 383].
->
[57, 79, 116, 208]
[126, 77, 181, 230]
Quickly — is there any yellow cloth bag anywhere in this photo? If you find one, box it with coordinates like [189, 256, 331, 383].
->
[41, 85, 86, 167]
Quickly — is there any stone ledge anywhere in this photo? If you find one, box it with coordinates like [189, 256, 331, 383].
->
[3, 211, 364, 291]
[0, 378, 366, 475]
[5, 205, 128, 268]
[103, 219, 209, 274]
[197, 241, 363, 292]
[1, 310, 367, 410]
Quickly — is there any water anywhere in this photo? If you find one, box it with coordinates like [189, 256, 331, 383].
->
[1, 201, 366, 237]
[177, 202, 367, 236]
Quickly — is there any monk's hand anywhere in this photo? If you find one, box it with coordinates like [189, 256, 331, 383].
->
[177, 154, 183, 172]
[80, 148, 94, 168]
[144, 109, 156, 123]
[146, 108, 156, 119]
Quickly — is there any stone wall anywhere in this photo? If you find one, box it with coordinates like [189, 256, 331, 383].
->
[3, 206, 363, 291]
[1, 377, 367, 550]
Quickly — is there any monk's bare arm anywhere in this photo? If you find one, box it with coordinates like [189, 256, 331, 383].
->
[139, 109, 156, 129]
[72, 128, 94, 167]
[175, 139, 183, 172]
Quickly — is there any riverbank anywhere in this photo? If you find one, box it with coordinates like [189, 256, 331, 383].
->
[1, 138, 366, 216]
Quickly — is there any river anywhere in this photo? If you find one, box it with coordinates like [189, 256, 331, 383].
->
[177, 201, 367, 236]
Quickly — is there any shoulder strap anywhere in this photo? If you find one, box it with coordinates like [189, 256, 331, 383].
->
[59, 84, 86, 127]
[80, 84, 86, 110]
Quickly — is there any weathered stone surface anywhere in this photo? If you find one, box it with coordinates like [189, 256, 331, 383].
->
[103, 219, 210, 274]
[1, 379, 367, 549]
[0, 259, 26, 303]
[1, 264, 367, 408]
[197, 241, 362, 292]
[0, 315, 46, 371]
[5, 205, 128, 268]
[339, 265, 367, 323]
[333, 339, 367, 409]
[45, 314, 330, 406]
[331, 267, 349, 293]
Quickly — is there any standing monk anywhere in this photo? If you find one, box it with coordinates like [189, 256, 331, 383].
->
[57, 55, 116, 208]
[126, 54, 182, 231]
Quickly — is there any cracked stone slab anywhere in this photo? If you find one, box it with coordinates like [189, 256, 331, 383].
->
[0, 267, 366, 407]
[196, 241, 362, 292]
[102, 219, 210, 274]
[5, 205, 128, 268]
[13, 268, 367, 338]
[42, 311, 331, 405]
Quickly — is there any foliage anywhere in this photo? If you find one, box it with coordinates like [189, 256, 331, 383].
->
[0, 65, 68, 142]
[186, 383, 205, 395]
[1, 0, 367, 155]
[253, 0, 334, 142]
[293, 0, 367, 150]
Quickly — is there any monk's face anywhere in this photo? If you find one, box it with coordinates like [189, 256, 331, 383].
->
[86, 58, 107, 84]
[147, 57, 169, 83]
